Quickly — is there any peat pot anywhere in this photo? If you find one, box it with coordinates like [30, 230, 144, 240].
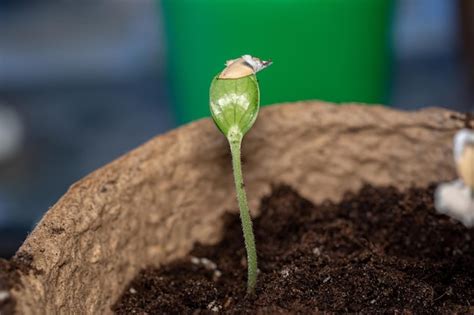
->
[4, 102, 463, 314]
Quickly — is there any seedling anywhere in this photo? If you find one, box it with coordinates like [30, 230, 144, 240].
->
[435, 128, 474, 227]
[209, 55, 272, 293]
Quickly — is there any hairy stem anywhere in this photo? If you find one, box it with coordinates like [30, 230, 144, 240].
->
[228, 131, 257, 293]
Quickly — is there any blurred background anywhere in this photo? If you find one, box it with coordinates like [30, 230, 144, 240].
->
[0, 0, 473, 258]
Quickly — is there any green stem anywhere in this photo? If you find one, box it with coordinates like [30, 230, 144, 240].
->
[228, 130, 257, 294]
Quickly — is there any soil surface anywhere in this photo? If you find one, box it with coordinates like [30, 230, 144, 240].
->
[114, 185, 474, 314]
[0, 252, 37, 314]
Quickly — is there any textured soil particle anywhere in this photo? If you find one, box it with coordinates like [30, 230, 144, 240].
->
[114, 185, 474, 314]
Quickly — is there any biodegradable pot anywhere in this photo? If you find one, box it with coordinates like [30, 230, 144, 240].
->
[9, 102, 461, 314]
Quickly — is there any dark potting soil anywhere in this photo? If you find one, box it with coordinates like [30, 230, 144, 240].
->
[113, 185, 474, 314]
[0, 252, 38, 314]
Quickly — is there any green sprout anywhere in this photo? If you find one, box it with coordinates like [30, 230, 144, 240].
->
[209, 55, 272, 293]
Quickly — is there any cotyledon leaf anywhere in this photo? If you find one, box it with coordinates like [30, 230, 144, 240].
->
[210, 74, 259, 137]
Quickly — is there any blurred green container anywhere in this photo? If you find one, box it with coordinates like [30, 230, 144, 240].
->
[161, 0, 393, 124]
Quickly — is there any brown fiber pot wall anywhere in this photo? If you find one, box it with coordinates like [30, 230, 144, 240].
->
[10, 102, 462, 314]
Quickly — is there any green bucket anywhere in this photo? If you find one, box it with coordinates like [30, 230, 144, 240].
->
[161, 0, 394, 124]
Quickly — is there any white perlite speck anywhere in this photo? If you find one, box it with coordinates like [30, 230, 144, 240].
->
[207, 300, 221, 312]
[0, 290, 10, 302]
[213, 270, 222, 279]
[190, 256, 219, 271]
[280, 268, 290, 278]
[200, 258, 217, 270]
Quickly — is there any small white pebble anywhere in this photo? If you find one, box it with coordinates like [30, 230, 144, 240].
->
[280, 268, 290, 278]
[0, 291, 10, 302]
[370, 299, 376, 304]
[129, 288, 137, 294]
[312, 247, 321, 256]
[211, 306, 219, 312]
[191, 256, 200, 265]
[323, 276, 331, 283]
